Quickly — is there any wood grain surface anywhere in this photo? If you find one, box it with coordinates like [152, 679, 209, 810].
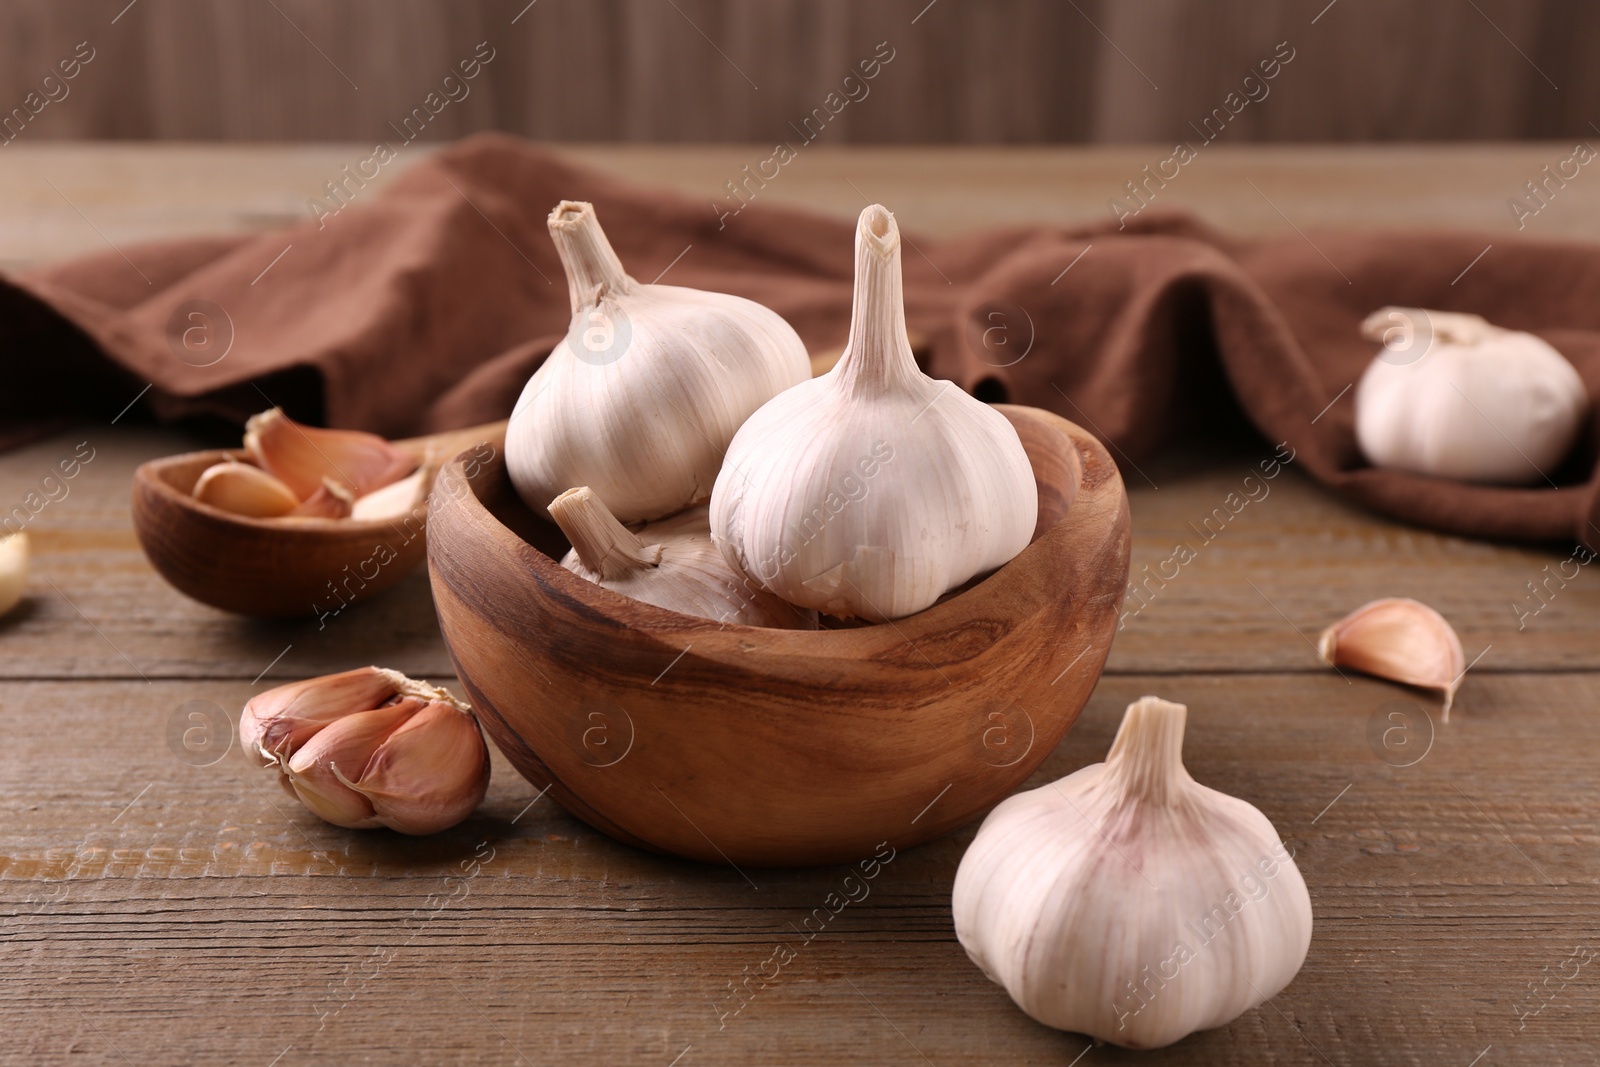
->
[0, 0, 1594, 144]
[3, 146, 1600, 1066]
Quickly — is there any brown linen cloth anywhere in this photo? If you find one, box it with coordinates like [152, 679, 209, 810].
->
[5, 132, 1600, 548]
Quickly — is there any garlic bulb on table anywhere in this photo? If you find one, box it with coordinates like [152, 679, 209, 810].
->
[507, 201, 810, 523]
[953, 696, 1312, 1049]
[547, 486, 815, 629]
[710, 204, 1038, 621]
[1354, 307, 1589, 485]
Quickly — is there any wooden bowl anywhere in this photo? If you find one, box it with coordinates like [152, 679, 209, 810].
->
[428, 405, 1130, 867]
[131, 423, 504, 619]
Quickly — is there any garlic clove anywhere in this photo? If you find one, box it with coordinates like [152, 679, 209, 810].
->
[505, 200, 810, 523]
[241, 665, 414, 767]
[1318, 597, 1465, 717]
[351, 466, 429, 521]
[192, 461, 301, 518]
[0, 532, 28, 618]
[244, 408, 416, 501]
[341, 699, 490, 835]
[953, 696, 1313, 1049]
[287, 477, 356, 519]
[549, 486, 816, 629]
[244, 668, 488, 833]
[710, 204, 1037, 621]
[283, 698, 424, 829]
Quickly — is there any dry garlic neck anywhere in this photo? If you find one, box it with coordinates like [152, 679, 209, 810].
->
[836, 205, 921, 399]
[548, 199, 634, 312]
[548, 486, 664, 581]
[1102, 695, 1196, 806]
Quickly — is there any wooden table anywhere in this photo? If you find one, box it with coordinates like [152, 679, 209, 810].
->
[4, 145, 1598, 1066]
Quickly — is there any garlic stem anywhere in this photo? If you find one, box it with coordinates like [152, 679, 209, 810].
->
[1104, 696, 1195, 806]
[835, 205, 920, 398]
[547, 486, 664, 581]
[548, 200, 633, 313]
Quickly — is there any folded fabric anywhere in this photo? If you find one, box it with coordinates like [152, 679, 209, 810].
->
[5, 132, 1598, 547]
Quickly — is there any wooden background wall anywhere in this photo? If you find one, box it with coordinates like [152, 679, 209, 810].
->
[0, 0, 1594, 144]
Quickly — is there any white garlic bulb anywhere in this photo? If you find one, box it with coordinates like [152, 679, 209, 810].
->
[1354, 306, 1589, 485]
[507, 201, 810, 522]
[548, 486, 815, 629]
[709, 204, 1038, 621]
[953, 696, 1312, 1049]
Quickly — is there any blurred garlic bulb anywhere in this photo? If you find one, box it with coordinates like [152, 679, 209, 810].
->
[506, 200, 809, 523]
[242, 666, 489, 835]
[0, 532, 28, 617]
[548, 486, 814, 629]
[953, 696, 1312, 1050]
[1354, 307, 1588, 485]
[710, 204, 1037, 621]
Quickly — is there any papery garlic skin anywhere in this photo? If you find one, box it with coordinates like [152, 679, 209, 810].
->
[242, 667, 489, 835]
[548, 486, 815, 629]
[244, 408, 416, 500]
[710, 204, 1037, 621]
[1354, 307, 1589, 485]
[506, 201, 809, 523]
[953, 696, 1312, 1049]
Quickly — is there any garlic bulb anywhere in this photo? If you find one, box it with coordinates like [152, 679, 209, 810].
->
[1354, 307, 1589, 485]
[710, 204, 1037, 621]
[242, 667, 489, 835]
[953, 696, 1312, 1049]
[1319, 597, 1465, 717]
[507, 201, 809, 523]
[547, 486, 815, 629]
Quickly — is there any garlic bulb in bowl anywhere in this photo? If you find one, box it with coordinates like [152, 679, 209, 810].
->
[506, 201, 809, 522]
[547, 486, 815, 629]
[1354, 306, 1589, 485]
[709, 204, 1038, 621]
[952, 696, 1312, 1049]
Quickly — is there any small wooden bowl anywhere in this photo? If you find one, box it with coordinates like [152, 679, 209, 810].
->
[131, 423, 504, 619]
[428, 405, 1130, 867]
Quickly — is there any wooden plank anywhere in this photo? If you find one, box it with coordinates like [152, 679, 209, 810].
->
[0, 1, 1594, 145]
[1, 429, 1595, 680]
[3, 672, 1597, 1064]
[7, 142, 1600, 274]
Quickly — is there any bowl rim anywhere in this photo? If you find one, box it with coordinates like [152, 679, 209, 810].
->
[429, 404, 1118, 659]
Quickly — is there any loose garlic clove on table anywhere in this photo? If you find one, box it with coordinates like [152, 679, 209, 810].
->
[0, 532, 29, 618]
[1319, 597, 1465, 717]
[242, 667, 489, 835]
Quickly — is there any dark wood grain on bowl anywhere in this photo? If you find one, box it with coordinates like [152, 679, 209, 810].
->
[427, 405, 1130, 867]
